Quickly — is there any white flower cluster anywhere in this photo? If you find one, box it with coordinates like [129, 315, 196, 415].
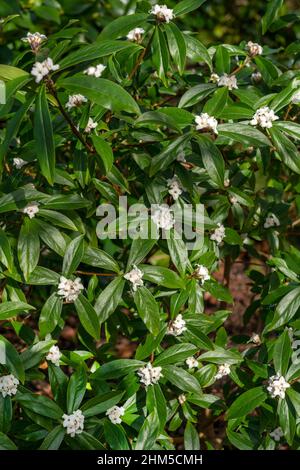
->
[195, 113, 218, 134]
[167, 176, 182, 200]
[150, 4, 174, 23]
[250, 106, 279, 128]
[84, 64, 106, 78]
[218, 73, 238, 90]
[46, 345, 61, 367]
[193, 264, 210, 284]
[22, 32, 47, 51]
[210, 223, 225, 245]
[62, 410, 85, 437]
[215, 363, 231, 380]
[84, 117, 97, 133]
[267, 375, 290, 399]
[270, 427, 284, 442]
[65, 94, 87, 111]
[167, 314, 187, 336]
[178, 394, 186, 404]
[106, 406, 125, 424]
[0, 374, 19, 398]
[246, 41, 263, 57]
[22, 201, 39, 219]
[249, 333, 261, 345]
[186, 356, 199, 369]
[13, 157, 27, 169]
[124, 265, 144, 291]
[264, 213, 280, 229]
[127, 28, 145, 42]
[251, 71, 262, 83]
[210, 73, 220, 83]
[292, 90, 300, 104]
[31, 58, 59, 83]
[57, 276, 84, 302]
[137, 363, 162, 386]
[151, 205, 174, 230]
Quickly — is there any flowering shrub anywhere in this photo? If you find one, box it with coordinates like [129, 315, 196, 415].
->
[1, 0, 300, 451]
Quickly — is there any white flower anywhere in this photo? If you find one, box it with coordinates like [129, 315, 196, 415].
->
[57, 276, 84, 303]
[250, 106, 279, 128]
[124, 265, 144, 291]
[127, 28, 145, 42]
[65, 94, 87, 111]
[137, 363, 162, 386]
[251, 71, 262, 83]
[84, 64, 106, 78]
[22, 201, 39, 219]
[31, 58, 59, 83]
[195, 113, 218, 134]
[167, 176, 182, 200]
[106, 406, 125, 424]
[230, 196, 238, 205]
[267, 375, 290, 399]
[186, 356, 199, 369]
[249, 333, 261, 345]
[150, 4, 174, 23]
[13, 157, 27, 169]
[151, 205, 174, 230]
[178, 394, 186, 404]
[176, 150, 186, 162]
[270, 427, 284, 442]
[194, 264, 210, 284]
[84, 117, 98, 133]
[246, 41, 263, 57]
[264, 213, 280, 229]
[46, 345, 61, 367]
[210, 73, 220, 83]
[0, 374, 19, 398]
[21, 32, 47, 51]
[167, 314, 187, 337]
[218, 73, 238, 90]
[210, 223, 225, 245]
[224, 178, 230, 188]
[291, 90, 300, 104]
[62, 410, 84, 437]
[215, 363, 231, 380]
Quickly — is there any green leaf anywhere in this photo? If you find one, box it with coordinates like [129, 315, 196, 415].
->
[174, 0, 207, 16]
[104, 421, 130, 450]
[92, 359, 144, 380]
[278, 396, 296, 446]
[0, 228, 13, 271]
[20, 339, 55, 370]
[184, 421, 200, 450]
[0, 432, 17, 450]
[62, 235, 85, 277]
[154, 343, 198, 366]
[215, 45, 230, 74]
[273, 329, 292, 376]
[94, 277, 125, 323]
[0, 301, 35, 321]
[227, 386, 268, 419]
[134, 286, 161, 336]
[203, 87, 228, 117]
[262, 0, 284, 34]
[18, 218, 40, 282]
[0, 335, 25, 382]
[165, 22, 186, 75]
[16, 393, 63, 420]
[74, 294, 100, 340]
[217, 123, 271, 147]
[264, 286, 300, 331]
[152, 27, 169, 86]
[150, 133, 191, 175]
[98, 13, 148, 40]
[179, 83, 215, 108]
[197, 135, 225, 187]
[269, 127, 300, 175]
[39, 425, 65, 450]
[162, 365, 202, 394]
[140, 265, 185, 288]
[39, 293, 63, 337]
[0, 396, 12, 434]
[92, 135, 114, 174]
[166, 230, 189, 276]
[198, 346, 242, 364]
[67, 366, 87, 413]
[126, 238, 156, 269]
[135, 409, 160, 450]
[146, 384, 167, 431]
[60, 75, 140, 115]
[82, 391, 124, 417]
[34, 85, 55, 185]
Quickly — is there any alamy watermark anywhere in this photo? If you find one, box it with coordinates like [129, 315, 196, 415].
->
[96, 197, 205, 250]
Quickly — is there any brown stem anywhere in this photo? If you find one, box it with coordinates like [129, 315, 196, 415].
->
[128, 30, 155, 81]
[46, 79, 95, 154]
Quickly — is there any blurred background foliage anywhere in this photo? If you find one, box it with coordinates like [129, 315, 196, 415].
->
[0, 1, 300, 65]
